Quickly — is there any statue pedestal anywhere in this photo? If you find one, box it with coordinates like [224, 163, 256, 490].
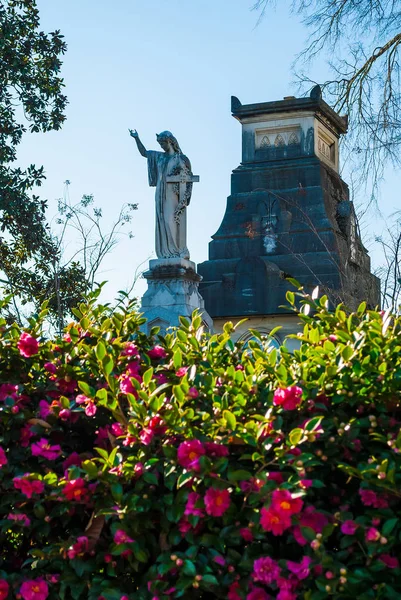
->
[140, 258, 213, 334]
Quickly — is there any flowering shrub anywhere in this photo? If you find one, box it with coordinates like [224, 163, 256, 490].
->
[0, 289, 401, 599]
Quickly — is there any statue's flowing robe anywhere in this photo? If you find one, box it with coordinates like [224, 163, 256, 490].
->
[147, 151, 190, 259]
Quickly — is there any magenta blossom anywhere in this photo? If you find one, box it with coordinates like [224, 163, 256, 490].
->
[7, 512, 30, 527]
[341, 520, 358, 535]
[204, 487, 231, 517]
[20, 579, 48, 600]
[177, 439, 205, 471]
[122, 342, 139, 357]
[287, 556, 312, 580]
[13, 477, 44, 499]
[0, 383, 18, 401]
[273, 386, 303, 410]
[114, 529, 134, 545]
[253, 556, 281, 585]
[67, 536, 89, 559]
[184, 492, 204, 517]
[204, 442, 229, 457]
[147, 345, 167, 360]
[0, 447, 7, 468]
[247, 589, 270, 600]
[17, 332, 39, 357]
[366, 527, 381, 542]
[176, 367, 188, 377]
[379, 554, 400, 568]
[44, 362, 57, 374]
[31, 438, 61, 460]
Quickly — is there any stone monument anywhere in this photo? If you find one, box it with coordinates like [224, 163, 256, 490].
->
[198, 87, 380, 345]
[130, 129, 211, 333]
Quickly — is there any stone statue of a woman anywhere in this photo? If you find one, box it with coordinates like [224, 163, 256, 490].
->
[130, 129, 196, 260]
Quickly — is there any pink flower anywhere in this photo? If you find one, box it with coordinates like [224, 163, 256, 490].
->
[247, 589, 270, 600]
[359, 488, 388, 508]
[0, 383, 18, 401]
[38, 400, 51, 419]
[273, 386, 302, 410]
[184, 492, 204, 517]
[240, 527, 254, 542]
[147, 345, 167, 360]
[18, 332, 39, 357]
[204, 442, 229, 457]
[0, 580, 9, 600]
[0, 447, 7, 468]
[176, 367, 188, 377]
[127, 361, 141, 376]
[204, 487, 230, 517]
[62, 478, 88, 502]
[177, 440, 205, 471]
[20, 579, 48, 600]
[287, 556, 312, 580]
[20, 423, 33, 447]
[293, 507, 329, 545]
[341, 520, 358, 535]
[44, 362, 57, 374]
[188, 387, 199, 399]
[122, 343, 139, 357]
[7, 513, 30, 527]
[75, 394, 97, 416]
[260, 507, 291, 535]
[114, 529, 134, 545]
[13, 477, 44, 498]
[111, 422, 125, 436]
[379, 554, 400, 569]
[139, 428, 154, 445]
[253, 556, 281, 584]
[213, 555, 226, 566]
[85, 402, 97, 416]
[228, 582, 241, 600]
[271, 489, 303, 517]
[366, 527, 380, 542]
[134, 462, 144, 477]
[31, 438, 61, 460]
[67, 536, 89, 559]
[120, 374, 140, 395]
[277, 591, 297, 600]
[300, 479, 313, 489]
[268, 471, 284, 484]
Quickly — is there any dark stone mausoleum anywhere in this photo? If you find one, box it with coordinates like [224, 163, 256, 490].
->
[198, 87, 380, 342]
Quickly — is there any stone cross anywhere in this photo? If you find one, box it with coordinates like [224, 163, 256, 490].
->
[166, 171, 200, 208]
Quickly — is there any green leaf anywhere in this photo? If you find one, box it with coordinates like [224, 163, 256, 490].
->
[182, 560, 196, 576]
[304, 416, 324, 432]
[78, 381, 94, 397]
[143, 367, 154, 387]
[289, 428, 304, 445]
[382, 518, 398, 537]
[102, 354, 114, 375]
[173, 348, 183, 369]
[96, 340, 107, 360]
[227, 469, 253, 483]
[223, 410, 237, 431]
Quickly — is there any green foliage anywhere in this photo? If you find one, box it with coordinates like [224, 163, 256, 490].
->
[0, 1, 89, 324]
[0, 290, 401, 599]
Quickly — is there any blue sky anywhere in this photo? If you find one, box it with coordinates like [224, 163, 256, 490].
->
[17, 0, 400, 302]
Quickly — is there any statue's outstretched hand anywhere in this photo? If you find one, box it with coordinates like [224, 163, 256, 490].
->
[129, 129, 139, 138]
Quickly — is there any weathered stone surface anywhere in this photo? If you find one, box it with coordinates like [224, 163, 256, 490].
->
[140, 258, 212, 334]
[198, 90, 380, 320]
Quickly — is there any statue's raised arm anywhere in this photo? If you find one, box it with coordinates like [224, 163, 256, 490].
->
[130, 129, 199, 260]
[129, 129, 147, 158]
